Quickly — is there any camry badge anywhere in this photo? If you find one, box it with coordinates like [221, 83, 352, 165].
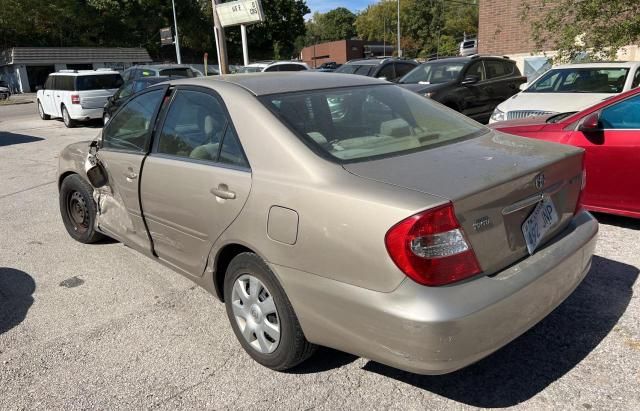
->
[535, 173, 545, 190]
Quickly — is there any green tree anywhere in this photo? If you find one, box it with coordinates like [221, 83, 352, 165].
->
[522, 0, 640, 62]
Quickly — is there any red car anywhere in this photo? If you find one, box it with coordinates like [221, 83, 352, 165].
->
[489, 87, 640, 218]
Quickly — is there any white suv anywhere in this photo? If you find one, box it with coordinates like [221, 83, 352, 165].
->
[238, 61, 309, 73]
[37, 69, 124, 127]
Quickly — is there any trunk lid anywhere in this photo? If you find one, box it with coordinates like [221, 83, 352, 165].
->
[343, 131, 584, 275]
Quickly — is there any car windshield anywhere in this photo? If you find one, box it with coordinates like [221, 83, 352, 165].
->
[159, 68, 197, 77]
[526, 68, 630, 93]
[335, 64, 376, 76]
[75, 74, 123, 90]
[399, 62, 465, 84]
[260, 85, 486, 163]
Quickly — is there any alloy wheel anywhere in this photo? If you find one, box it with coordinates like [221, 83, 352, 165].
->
[231, 274, 281, 354]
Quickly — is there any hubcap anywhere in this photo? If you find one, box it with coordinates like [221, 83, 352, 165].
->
[38, 103, 43, 117]
[67, 191, 89, 233]
[231, 274, 280, 354]
[63, 109, 69, 124]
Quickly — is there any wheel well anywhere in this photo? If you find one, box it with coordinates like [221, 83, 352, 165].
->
[213, 244, 254, 301]
[58, 171, 77, 189]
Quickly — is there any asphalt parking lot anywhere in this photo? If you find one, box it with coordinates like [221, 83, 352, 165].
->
[1, 100, 639, 410]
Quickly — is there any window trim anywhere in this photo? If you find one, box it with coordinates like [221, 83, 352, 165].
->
[149, 85, 251, 171]
[99, 85, 169, 154]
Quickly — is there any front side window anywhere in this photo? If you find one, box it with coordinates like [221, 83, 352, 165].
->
[600, 94, 640, 129]
[102, 89, 164, 152]
[527, 68, 630, 93]
[399, 62, 465, 84]
[157, 90, 227, 162]
[76, 74, 124, 91]
[261, 85, 486, 163]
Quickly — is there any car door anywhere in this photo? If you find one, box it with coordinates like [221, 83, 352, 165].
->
[140, 86, 252, 277]
[95, 86, 167, 251]
[459, 60, 492, 121]
[53, 76, 71, 117]
[483, 59, 513, 108]
[41, 76, 56, 115]
[569, 93, 640, 214]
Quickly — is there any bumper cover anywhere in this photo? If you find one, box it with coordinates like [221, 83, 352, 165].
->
[68, 106, 104, 120]
[273, 211, 598, 375]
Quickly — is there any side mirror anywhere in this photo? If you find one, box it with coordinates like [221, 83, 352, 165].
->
[461, 75, 480, 86]
[579, 112, 601, 133]
[519, 83, 528, 91]
[85, 141, 108, 188]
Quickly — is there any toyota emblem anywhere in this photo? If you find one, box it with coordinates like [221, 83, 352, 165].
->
[534, 173, 545, 190]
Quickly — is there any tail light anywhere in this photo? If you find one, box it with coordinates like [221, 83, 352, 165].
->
[71, 94, 80, 104]
[385, 203, 482, 286]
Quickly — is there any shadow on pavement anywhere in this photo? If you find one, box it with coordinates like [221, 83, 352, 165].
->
[289, 347, 358, 374]
[362, 255, 638, 407]
[0, 268, 36, 335]
[0, 132, 44, 147]
[593, 212, 640, 230]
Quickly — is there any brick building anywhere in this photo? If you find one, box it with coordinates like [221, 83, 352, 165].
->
[300, 40, 393, 68]
[478, 0, 640, 79]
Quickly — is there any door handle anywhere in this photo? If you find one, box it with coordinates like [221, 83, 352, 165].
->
[210, 184, 236, 200]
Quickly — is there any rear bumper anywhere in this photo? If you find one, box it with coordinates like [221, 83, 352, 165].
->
[273, 211, 598, 375]
[68, 106, 104, 120]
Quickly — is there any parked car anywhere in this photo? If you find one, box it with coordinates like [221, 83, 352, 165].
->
[103, 76, 170, 125]
[37, 69, 123, 127]
[238, 61, 309, 73]
[0, 80, 10, 100]
[459, 38, 478, 56]
[490, 86, 640, 219]
[122, 64, 202, 81]
[490, 62, 640, 123]
[57, 73, 596, 375]
[398, 55, 526, 123]
[335, 57, 419, 82]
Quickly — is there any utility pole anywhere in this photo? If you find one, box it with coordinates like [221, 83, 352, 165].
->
[171, 0, 182, 64]
[212, 0, 229, 74]
[397, 0, 401, 57]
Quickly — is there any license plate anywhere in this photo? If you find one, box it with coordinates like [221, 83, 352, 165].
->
[521, 197, 559, 255]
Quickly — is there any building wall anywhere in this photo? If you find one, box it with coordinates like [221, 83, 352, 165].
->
[301, 40, 349, 68]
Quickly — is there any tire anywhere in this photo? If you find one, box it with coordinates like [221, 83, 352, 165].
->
[59, 174, 104, 244]
[224, 252, 316, 371]
[38, 100, 50, 120]
[62, 105, 75, 128]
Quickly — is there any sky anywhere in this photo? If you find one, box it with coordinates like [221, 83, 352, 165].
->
[305, 0, 377, 16]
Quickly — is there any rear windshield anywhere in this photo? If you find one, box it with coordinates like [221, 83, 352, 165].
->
[526, 68, 630, 93]
[399, 62, 465, 84]
[159, 68, 197, 77]
[335, 64, 376, 76]
[75, 74, 124, 91]
[260, 85, 486, 163]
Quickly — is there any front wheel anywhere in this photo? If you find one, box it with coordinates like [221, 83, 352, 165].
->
[224, 252, 316, 371]
[38, 100, 50, 120]
[59, 174, 104, 243]
[62, 105, 75, 128]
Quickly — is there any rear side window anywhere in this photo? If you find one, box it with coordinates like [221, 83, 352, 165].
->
[219, 126, 249, 168]
[76, 74, 123, 91]
[57, 76, 74, 91]
[377, 64, 395, 80]
[157, 90, 227, 162]
[44, 76, 54, 89]
[394, 63, 415, 79]
[102, 89, 164, 152]
[485, 61, 508, 79]
[466, 61, 485, 80]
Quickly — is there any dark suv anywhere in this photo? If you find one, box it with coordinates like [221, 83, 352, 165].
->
[335, 58, 419, 82]
[398, 55, 526, 123]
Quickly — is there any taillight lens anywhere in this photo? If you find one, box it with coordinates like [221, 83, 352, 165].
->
[71, 94, 80, 104]
[385, 203, 482, 286]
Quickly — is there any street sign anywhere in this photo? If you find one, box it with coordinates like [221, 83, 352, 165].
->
[216, 0, 264, 27]
[160, 27, 173, 46]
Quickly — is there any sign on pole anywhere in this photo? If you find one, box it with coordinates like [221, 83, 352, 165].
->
[160, 27, 173, 46]
[216, 0, 264, 27]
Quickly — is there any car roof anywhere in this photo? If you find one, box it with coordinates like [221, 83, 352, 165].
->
[129, 64, 193, 70]
[51, 70, 119, 76]
[552, 62, 640, 69]
[169, 72, 387, 96]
